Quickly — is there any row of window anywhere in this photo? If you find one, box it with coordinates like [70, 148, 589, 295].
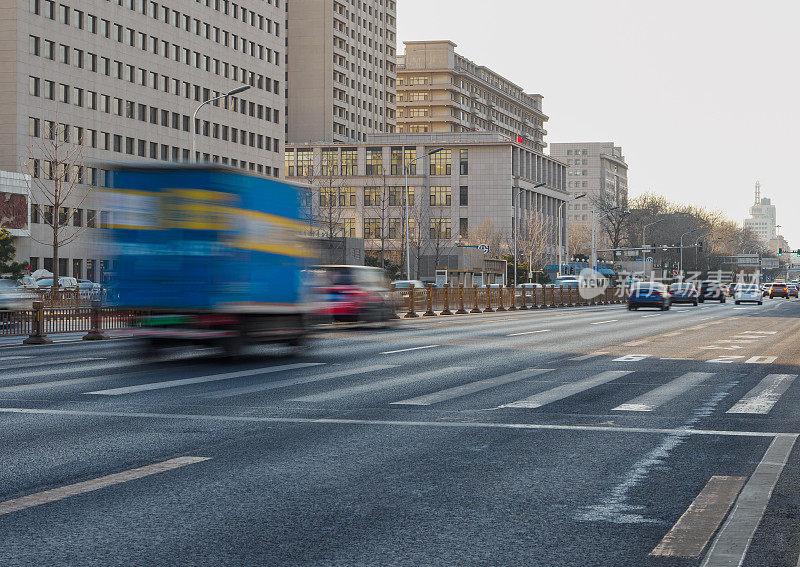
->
[336, 217, 455, 240]
[28, 257, 110, 281]
[286, 148, 469, 177]
[318, 186, 470, 208]
[30, 205, 105, 228]
[27, 39, 280, 124]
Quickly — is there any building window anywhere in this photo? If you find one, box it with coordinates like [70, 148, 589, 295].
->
[459, 149, 468, 175]
[284, 150, 294, 177]
[343, 218, 356, 237]
[388, 219, 401, 239]
[86, 209, 96, 228]
[363, 219, 381, 239]
[430, 186, 451, 207]
[429, 149, 451, 176]
[430, 218, 452, 240]
[321, 148, 338, 176]
[365, 147, 382, 175]
[363, 187, 380, 207]
[459, 186, 468, 207]
[341, 148, 357, 176]
[295, 149, 312, 177]
[459, 217, 468, 237]
[339, 188, 356, 207]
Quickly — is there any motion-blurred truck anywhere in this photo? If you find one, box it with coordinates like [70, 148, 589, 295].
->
[106, 164, 315, 354]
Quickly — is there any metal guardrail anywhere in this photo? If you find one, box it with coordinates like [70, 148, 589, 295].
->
[0, 303, 144, 339]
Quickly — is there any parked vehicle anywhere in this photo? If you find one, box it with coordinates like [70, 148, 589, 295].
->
[315, 265, 393, 323]
[769, 283, 790, 299]
[628, 282, 671, 310]
[77, 279, 101, 291]
[698, 281, 726, 303]
[109, 164, 313, 354]
[735, 284, 763, 305]
[667, 283, 699, 306]
[33, 277, 79, 289]
[391, 280, 425, 289]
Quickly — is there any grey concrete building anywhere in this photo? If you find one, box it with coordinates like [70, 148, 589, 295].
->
[285, 132, 568, 279]
[0, 0, 285, 279]
[549, 142, 628, 235]
[285, 0, 397, 144]
[744, 183, 777, 244]
[397, 41, 548, 153]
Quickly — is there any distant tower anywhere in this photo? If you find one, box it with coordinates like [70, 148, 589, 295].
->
[755, 181, 761, 205]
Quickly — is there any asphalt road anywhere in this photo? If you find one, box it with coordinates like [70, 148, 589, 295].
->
[1, 297, 800, 566]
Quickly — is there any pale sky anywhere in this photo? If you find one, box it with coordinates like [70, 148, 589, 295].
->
[397, 0, 799, 246]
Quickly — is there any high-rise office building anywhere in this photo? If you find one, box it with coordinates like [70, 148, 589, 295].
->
[285, 0, 397, 144]
[0, 0, 285, 278]
[396, 40, 548, 153]
[744, 183, 777, 243]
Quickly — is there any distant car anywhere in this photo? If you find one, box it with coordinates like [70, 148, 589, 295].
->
[668, 283, 698, 306]
[628, 282, 671, 311]
[77, 279, 101, 291]
[769, 283, 790, 299]
[698, 281, 726, 303]
[33, 277, 78, 289]
[726, 283, 738, 297]
[315, 265, 393, 323]
[391, 280, 426, 289]
[735, 284, 763, 305]
[552, 276, 581, 288]
[788, 284, 799, 298]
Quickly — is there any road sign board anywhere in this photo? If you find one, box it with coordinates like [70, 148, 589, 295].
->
[478, 244, 490, 254]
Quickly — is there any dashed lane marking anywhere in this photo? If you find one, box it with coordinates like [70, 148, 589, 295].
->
[590, 319, 619, 325]
[0, 456, 211, 516]
[613, 372, 715, 412]
[726, 374, 797, 414]
[507, 330, 551, 337]
[500, 370, 632, 409]
[380, 345, 439, 355]
[569, 352, 608, 361]
[85, 363, 324, 395]
[651, 476, 746, 558]
[391, 368, 553, 406]
[745, 356, 778, 364]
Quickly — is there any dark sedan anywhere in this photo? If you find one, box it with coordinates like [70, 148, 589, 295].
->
[668, 283, 699, 306]
[699, 281, 726, 303]
[628, 283, 671, 311]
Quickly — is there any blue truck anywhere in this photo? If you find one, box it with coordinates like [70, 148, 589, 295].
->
[106, 164, 315, 354]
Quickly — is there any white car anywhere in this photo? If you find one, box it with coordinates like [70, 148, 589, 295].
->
[735, 284, 763, 305]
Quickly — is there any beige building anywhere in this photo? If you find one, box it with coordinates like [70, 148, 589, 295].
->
[285, 0, 397, 144]
[285, 132, 568, 279]
[397, 41, 548, 153]
[0, 0, 284, 279]
[549, 142, 628, 249]
[744, 184, 777, 244]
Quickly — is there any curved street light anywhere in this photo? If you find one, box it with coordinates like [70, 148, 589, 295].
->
[404, 147, 444, 280]
[558, 193, 587, 277]
[192, 84, 251, 162]
[513, 181, 546, 286]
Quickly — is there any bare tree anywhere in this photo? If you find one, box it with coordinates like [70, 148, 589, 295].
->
[518, 212, 555, 280]
[300, 160, 347, 264]
[25, 123, 92, 285]
[367, 168, 393, 270]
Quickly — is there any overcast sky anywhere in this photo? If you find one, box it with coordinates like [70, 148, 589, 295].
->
[397, 0, 799, 246]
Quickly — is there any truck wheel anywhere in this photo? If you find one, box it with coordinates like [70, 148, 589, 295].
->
[287, 335, 311, 355]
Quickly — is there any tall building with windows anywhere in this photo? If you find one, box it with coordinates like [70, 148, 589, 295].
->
[744, 183, 777, 243]
[285, 0, 397, 144]
[396, 41, 548, 153]
[549, 142, 628, 234]
[0, 0, 284, 278]
[285, 132, 569, 278]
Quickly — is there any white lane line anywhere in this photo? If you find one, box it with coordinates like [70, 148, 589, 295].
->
[204, 364, 397, 399]
[613, 372, 716, 412]
[0, 407, 780, 438]
[590, 319, 619, 325]
[290, 366, 472, 403]
[391, 368, 554, 406]
[0, 456, 210, 516]
[701, 434, 798, 567]
[726, 374, 797, 415]
[380, 345, 439, 355]
[745, 356, 778, 364]
[85, 362, 324, 395]
[0, 375, 114, 393]
[569, 352, 608, 361]
[507, 330, 551, 337]
[500, 370, 633, 409]
[0, 356, 32, 362]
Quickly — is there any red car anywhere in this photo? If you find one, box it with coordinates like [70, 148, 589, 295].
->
[313, 265, 394, 323]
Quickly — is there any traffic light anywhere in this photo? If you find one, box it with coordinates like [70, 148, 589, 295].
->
[697, 240, 703, 252]
[778, 248, 783, 256]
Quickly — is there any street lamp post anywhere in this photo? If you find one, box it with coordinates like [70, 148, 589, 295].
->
[695, 231, 712, 270]
[404, 147, 444, 280]
[590, 206, 620, 269]
[679, 228, 700, 278]
[557, 193, 587, 277]
[192, 85, 251, 162]
[513, 182, 546, 286]
[642, 219, 664, 278]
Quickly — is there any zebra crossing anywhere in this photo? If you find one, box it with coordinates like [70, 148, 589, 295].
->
[0, 354, 793, 418]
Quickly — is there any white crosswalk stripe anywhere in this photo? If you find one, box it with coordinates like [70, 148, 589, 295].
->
[500, 370, 633, 409]
[204, 364, 398, 399]
[85, 362, 324, 395]
[613, 372, 715, 412]
[726, 374, 798, 415]
[290, 366, 472, 403]
[391, 368, 553, 406]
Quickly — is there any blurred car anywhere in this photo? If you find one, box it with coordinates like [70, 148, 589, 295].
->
[698, 281, 726, 303]
[17, 276, 37, 289]
[668, 283, 698, 306]
[628, 282, 671, 311]
[726, 283, 738, 297]
[788, 284, 799, 298]
[0, 279, 33, 311]
[77, 279, 101, 291]
[761, 283, 772, 296]
[391, 280, 425, 289]
[769, 282, 790, 299]
[735, 284, 763, 305]
[551, 276, 581, 288]
[314, 265, 393, 323]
